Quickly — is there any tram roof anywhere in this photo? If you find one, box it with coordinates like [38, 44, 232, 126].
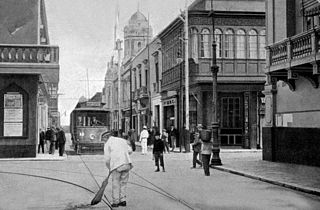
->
[72, 107, 110, 112]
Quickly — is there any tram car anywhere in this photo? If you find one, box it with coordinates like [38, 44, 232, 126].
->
[70, 102, 110, 154]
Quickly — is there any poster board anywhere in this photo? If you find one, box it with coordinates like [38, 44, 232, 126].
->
[3, 93, 23, 136]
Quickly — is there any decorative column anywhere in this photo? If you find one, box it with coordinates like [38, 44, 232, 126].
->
[262, 75, 277, 127]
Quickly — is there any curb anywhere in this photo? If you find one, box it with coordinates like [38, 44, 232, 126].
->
[211, 166, 320, 197]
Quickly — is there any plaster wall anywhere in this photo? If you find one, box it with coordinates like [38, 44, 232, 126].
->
[0, 0, 39, 44]
[276, 76, 320, 127]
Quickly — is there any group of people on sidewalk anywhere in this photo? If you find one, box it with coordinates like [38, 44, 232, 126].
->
[38, 126, 66, 156]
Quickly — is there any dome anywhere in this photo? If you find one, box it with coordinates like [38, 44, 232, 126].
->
[129, 11, 147, 24]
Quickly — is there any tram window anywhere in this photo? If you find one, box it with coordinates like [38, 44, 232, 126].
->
[77, 117, 82, 126]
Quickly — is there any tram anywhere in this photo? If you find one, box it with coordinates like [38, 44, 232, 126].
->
[70, 102, 110, 153]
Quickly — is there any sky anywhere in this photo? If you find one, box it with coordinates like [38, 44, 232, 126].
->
[45, 0, 194, 125]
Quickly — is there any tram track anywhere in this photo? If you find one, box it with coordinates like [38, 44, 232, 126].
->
[0, 156, 197, 210]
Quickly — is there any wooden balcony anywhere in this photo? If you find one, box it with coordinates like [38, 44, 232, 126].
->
[266, 28, 320, 91]
[0, 44, 59, 64]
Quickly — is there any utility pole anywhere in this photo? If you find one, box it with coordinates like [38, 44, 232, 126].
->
[86, 68, 90, 99]
[116, 39, 122, 134]
[130, 64, 133, 129]
[209, 0, 222, 166]
[184, 0, 190, 152]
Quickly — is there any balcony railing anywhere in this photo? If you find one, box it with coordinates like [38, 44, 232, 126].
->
[0, 44, 59, 64]
[267, 28, 320, 68]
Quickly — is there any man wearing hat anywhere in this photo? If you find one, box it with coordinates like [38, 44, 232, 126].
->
[103, 131, 133, 207]
[139, 125, 149, 155]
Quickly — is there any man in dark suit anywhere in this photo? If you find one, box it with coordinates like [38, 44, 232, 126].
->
[169, 125, 178, 152]
[38, 128, 45, 154]
[56, 127, 66, 157]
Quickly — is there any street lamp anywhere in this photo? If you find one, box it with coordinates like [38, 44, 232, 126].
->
[209, 0, 222, 166]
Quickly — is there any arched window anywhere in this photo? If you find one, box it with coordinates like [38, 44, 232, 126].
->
[190, 28, 199, 61]
[249, 29, 258, 59]
[236, 29, 246, 58]
[224, 29, 234, 58]
[215, 29, 222, 58]
[200, 28, 210, 58]
[259, 30, 266, 59]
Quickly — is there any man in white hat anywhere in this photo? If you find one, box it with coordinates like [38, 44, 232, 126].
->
[139, 125, 149, 155]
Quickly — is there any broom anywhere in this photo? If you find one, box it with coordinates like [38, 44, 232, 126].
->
[91, 171, 112, 205]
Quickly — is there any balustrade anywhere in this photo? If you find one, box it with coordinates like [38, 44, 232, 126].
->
[268, 28, 320, 67]
[0, 44, 59, 64]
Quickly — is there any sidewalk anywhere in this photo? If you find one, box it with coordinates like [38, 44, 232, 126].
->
[137, 142, 320, 197]
[212, 150, 320, 196]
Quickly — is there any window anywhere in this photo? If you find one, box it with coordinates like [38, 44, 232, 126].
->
[259, 30, 266, 59]
[215, 29, 222, 58]
[139, 71, 142, 88]
[249, 29, 258, 59]
[224, 29, 234, 58]
[236, 29, 246, 59]
[200, 28, 210, 58]
[190, 28, 199, 60]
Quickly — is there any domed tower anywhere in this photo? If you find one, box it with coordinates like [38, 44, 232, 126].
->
[123, 10, 153, 59]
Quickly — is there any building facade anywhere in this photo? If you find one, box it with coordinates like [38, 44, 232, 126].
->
[263, 0, 320, 166]
[0, 0, 60, 158]
[159, 0, 266, 149]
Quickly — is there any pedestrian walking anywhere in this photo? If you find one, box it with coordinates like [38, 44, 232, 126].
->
[169, 125, 178, 152]
[38, 128, 45, 154]
[191, 125, 203, 169]
[201, 130, 213, 176]
[45, 127, 51, 153]
[139, 125, 149, 155]
[128, 129, 136, 152]
[153, 132, 165, 172]
[103, 132, 133, 207]
[161, 129, 170, 153]
[49, 126, 57, 155]
[56, 127, 66, 156]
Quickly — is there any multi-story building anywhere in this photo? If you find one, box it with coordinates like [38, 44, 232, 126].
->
[263, 0, 320, 166]
[0, 0, 59, 158]
[158, 0, 266, 149]
[103, 10, 152, 135]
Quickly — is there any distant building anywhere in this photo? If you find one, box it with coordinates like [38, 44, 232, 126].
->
[103, 9, 152, 135]
[0, 0, 60, 158]
[263, 0, 320, 166]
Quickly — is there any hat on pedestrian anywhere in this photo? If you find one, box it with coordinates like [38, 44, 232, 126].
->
[143, 125, 147, 129]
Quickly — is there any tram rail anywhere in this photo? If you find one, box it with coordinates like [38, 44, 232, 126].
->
[0, 156, 197, 210]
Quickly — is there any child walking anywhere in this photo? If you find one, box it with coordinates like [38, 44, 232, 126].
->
[153, 132, 165, 172]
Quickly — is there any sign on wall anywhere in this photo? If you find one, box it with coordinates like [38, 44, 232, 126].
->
[3, 93, 23, 136]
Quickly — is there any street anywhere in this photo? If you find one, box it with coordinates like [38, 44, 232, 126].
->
[0, 134, 320, 210]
